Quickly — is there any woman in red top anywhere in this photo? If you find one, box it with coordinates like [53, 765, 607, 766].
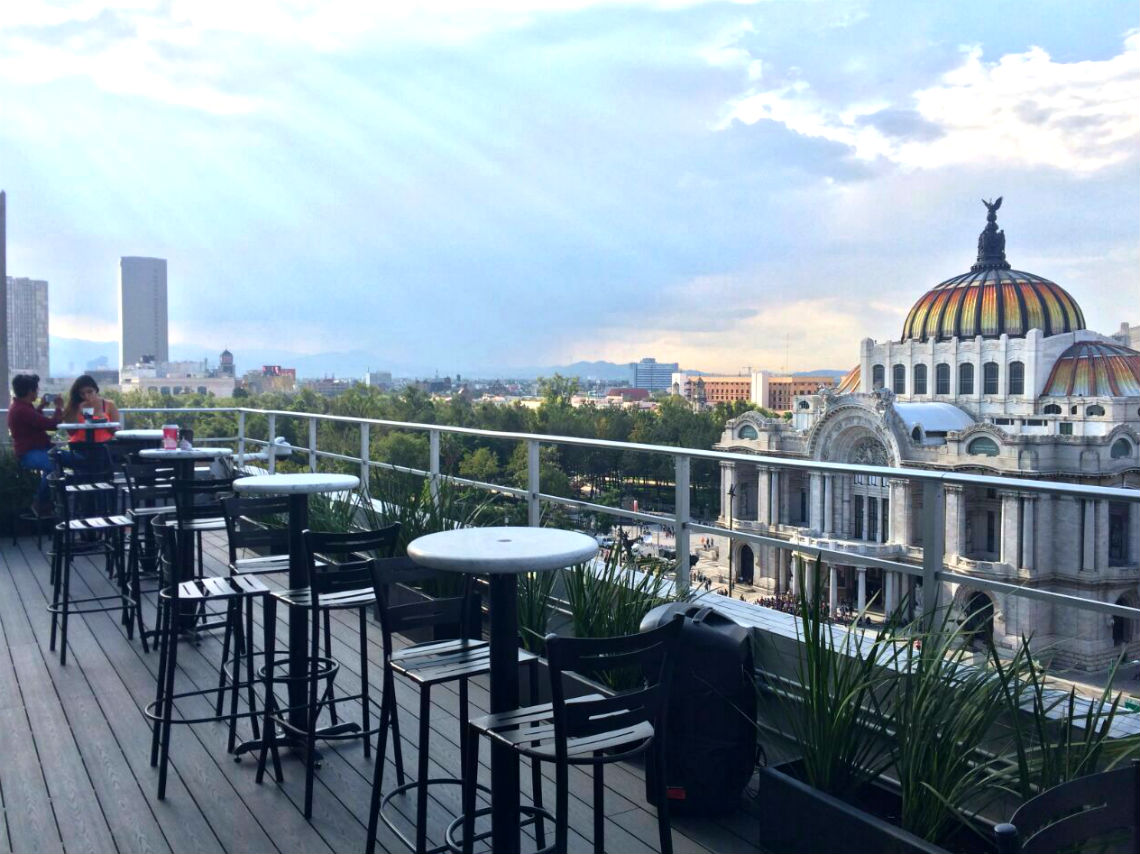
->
[61, 374, 120, 443]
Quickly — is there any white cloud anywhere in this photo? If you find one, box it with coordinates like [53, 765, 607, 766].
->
[720, 31, 1140, 174]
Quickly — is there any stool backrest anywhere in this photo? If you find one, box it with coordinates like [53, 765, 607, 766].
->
[123, 462, 175, 511]
[369, 555, 481, 652]
[222, 495, 291, 563]
[172, 476, 233, 526]
[544, 615, 684, 761]
[303, 524, 402, 602]
[995, 759, 1140, 853]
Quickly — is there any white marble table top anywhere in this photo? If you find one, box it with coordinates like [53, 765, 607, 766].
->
[233, 473, 360, 495]
[58, 422, 121, 431]
[408, 527, 598, 576]
[113, 429, 164, 440]
[140, 447, 234, 460]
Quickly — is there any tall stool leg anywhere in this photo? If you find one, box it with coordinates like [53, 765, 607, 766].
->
[157, 595, 181, 799]
[359, 607, 371, 759]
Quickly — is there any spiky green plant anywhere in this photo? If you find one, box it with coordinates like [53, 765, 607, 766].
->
[768, 556, 900, 801]
[517, 570, 558, 654]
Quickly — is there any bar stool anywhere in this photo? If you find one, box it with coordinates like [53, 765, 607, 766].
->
[453, 616, 685, 854]
[255, 525, 401, 820]
[146, 526, 271, 798]
[46, 471, 140, 665]
[363, 558, 541, 854]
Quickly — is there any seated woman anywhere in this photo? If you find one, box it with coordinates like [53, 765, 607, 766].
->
[61, 374, 120, 443]
[60, 374, 120, 473]
[6, 373, 66, 514]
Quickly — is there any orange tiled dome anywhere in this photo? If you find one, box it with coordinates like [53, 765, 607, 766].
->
[836, 365, 860, 394]
[901, 199, 1085, 342]
[1043, 341, 1140, 397]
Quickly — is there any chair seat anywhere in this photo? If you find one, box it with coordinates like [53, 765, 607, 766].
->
[471, 696, 654, 761]
[128, 505, 174, 519]
[391, 638, 537, 687]
[272, 585, 375, 609]
[65, 482, 117, 493]
[62, 514, 133, 531]
[163, 575, 270, 604]
[231, 554, 327, 575]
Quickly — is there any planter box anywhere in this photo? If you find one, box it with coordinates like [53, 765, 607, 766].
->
[756, 763, 949, 854]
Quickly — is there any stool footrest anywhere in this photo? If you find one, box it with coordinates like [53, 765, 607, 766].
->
[380, 778, 493, 854]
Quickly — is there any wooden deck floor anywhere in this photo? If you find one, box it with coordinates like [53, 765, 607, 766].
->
[0, 529, 762, 854]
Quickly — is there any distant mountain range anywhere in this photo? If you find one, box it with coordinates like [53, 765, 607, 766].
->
[49, 337, 843, 382]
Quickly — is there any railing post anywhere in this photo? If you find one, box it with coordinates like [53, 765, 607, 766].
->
[429, 429, 441, 511]
[921, 479, 945, 631]
[674, 455, 691, 593]
[527, 439, 540, 527]
[360, 423, 370, 490]
[308, 418, 318, 473]
[267, 413, 277, 474]
[237, 411, 246, 461]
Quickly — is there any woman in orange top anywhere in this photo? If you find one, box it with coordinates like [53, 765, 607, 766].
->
[62, 374, 120, 443]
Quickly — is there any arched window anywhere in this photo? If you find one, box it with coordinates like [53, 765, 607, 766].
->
[913, 364, 928, 395]
[1043, 403, 1061, 415]
[737, 424, 759, 440]
[892, 364, 906, 394]
[959, 363, 974, 395]
[935, 363, 950, 395]
[1111, 438, 1132, 458]
[911, 426, 923, 442]
[983, 362, 999, 395]
[797, 400, 810, 410]
[1086, 404, 1106, 417]
[1007, 361, 1025, 395]
[872, 364, 885, 389]
[967, 436, 1000, 457]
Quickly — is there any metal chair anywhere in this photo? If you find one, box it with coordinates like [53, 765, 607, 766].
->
[995, 760, 1139, 853]
[255, 524, 401, 820]
[145, 519, 270, 799]
[363, 557, 540, 854]
[46, 471, 140, 665]
[455, 615, 685, 854]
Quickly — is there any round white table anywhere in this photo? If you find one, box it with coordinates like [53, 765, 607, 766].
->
[233, 473, 360, 730]
[407, 526, 598, 854]
[113, 428, 165, 441]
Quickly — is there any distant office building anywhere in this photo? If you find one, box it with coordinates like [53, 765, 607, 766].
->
[119, 356, 235, 396]
[366, 370, 393, 389]
[119, 257, 168, 372]
[303, 376, 353, 396]
[630, 357, 678, 391]
[752, 372, 839, 412]
[219, 348, 235, 378]
[242, 365, 297, 394]
[673, 373, 752, 406]
[5, 276, 49, 379]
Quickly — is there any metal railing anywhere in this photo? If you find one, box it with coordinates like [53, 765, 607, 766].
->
[7, 404, 1140, 628]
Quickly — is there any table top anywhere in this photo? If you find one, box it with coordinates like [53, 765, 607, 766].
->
[58, 422, 121, 431]
[113, 429, 164, 440]
[408, 527, 598, 576]
[233, 473, 360, 495]
[140, 447, 234, 460]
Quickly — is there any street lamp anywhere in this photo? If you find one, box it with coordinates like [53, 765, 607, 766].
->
[727, 483, 736, 599]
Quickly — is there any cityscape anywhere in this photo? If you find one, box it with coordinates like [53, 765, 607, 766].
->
[1, 2, 1139, 853]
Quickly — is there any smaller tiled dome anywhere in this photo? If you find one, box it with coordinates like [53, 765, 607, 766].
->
[836, 365, 860, 394]
[1043, 341, 1140, 397]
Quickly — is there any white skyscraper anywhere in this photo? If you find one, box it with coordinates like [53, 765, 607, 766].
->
[5, 276, 50, 379]
[119, 256, 168, 371]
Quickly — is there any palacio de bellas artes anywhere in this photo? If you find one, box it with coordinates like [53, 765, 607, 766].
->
[718, 199, 1140, 670]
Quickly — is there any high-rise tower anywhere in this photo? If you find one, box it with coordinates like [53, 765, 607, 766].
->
[119, 257, 168, 371]
[5, 277, 49, 378]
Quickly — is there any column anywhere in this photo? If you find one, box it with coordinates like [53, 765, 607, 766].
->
[1082, 499, 1096, 571]
[857, 567, 867, 613]
[721, 462, 737, 525]
[1130, 502, 1140, 570]
[884, 571, 897, 614]
[789, 552, 799, 597]
[1000, 491, 1020, 567]
[828, 564, 838, 614]
[770, 469, 781, 526]
[1019, 494, 1035, 571]
[839, 476, 852, 538]
[889, 479, 910, 545]
[809, 472, 824, 535]
[757, 466, 771, 528]
[1094, 500, 1109, 571]
[823, 474, 835, 537]
[944, 485, 964, 559]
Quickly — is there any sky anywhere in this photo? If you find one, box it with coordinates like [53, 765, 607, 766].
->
[2, 0, 1138, 377]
